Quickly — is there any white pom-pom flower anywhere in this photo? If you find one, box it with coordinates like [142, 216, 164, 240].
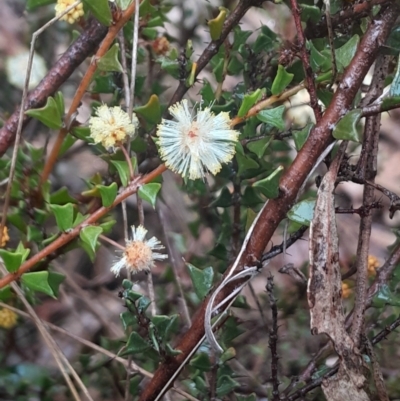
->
[156, 99, 239, 180]
[111, 225, 167, 277]
[89, 105, 139, 151]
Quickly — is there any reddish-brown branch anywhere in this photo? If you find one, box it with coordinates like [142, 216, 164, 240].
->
[138, 4, 398, 400]
[289, 0, 322, 121]
[0, 18, 108, 156]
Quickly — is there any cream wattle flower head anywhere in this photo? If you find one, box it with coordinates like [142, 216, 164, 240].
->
[156, 99, 240, 180]
[55, 0, 84, 24]
[111, 225, 167, 277]
[89, 105, 139, 151]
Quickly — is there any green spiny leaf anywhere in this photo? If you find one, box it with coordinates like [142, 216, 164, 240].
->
[257, 105, 286, 131]
[271, 65, 294, 95]
[21, 271, 65, 298]
[49, 203, 75, 231]
[138, 183, 161, 208]
[332, 109, 362, 142]
[25, 96, 62, 129]
[97, 183, 118, 207]
[253, 165, 284, 199]
[190, 353, 211, 371]
[134, 94, 161, 124]
[335, 34, 360, 70]
[186, 264, 214, 300]
[293, 124, 313, 151]
[238, 89, 264, 118]
[246, 136, 272, 158]
[82, 0, 112, 26]
[208, 8, 227, 41]
[80, 226, 103, 254]
[216, 375, 240, 397]
[97, 43, 123, 72]
[235, 152, 259, 176]
[0, 247, 30, 273]
[110, 158, 137, 187]
[121, 332, 151, 355]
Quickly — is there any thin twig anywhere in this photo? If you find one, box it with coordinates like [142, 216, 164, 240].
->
[350, 54, 388, 345]
[232, 180, 241, 258]
[125, 2, 144, 398]
[120, 145, 135, 180]
[99, 234, 125, 250]
[117, 26, 131, 246]
[289, 0, 322, 121]
[248, 281, 268, 329]
[362, 334, 389, 401]
[118, 31, 131, 108]
[266, 275, 280, 401]
[323, 0, 337, 86]
[261, 225, 308, 264]
[158, 203, 191, 327]
[128, 0, 140, 119]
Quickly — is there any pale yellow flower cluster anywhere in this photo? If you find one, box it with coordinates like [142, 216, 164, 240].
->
[89, 105, 139, 151]
[0, 308, 18, 329]
[1, 226, 9, 248]
[367, 255, 379, 276]
[111, 226, 167, 277]
[55, 0, 84, 24]
[341, 282, 352, 299]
